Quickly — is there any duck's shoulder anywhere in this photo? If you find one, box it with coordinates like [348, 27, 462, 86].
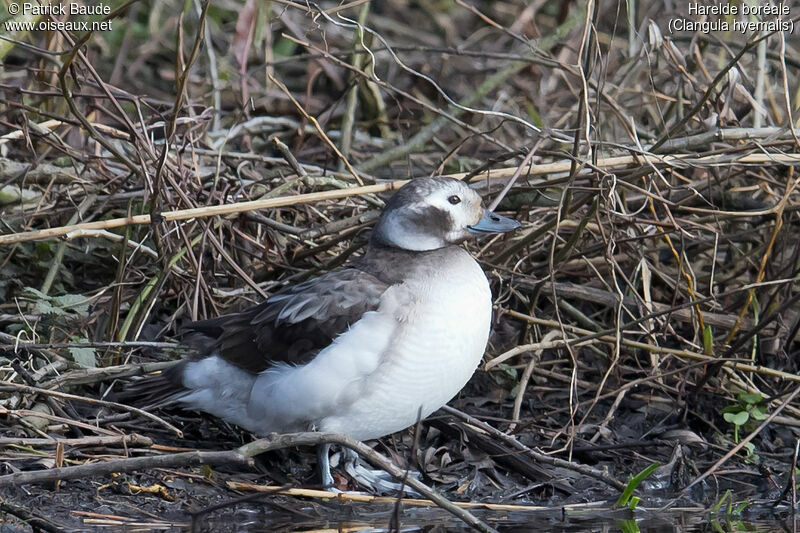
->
[183, 265, 394, 373]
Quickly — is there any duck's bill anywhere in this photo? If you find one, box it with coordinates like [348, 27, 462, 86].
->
[468, 209, 521, 234]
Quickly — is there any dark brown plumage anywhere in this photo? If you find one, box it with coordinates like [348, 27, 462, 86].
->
[184, 267, 389, 373]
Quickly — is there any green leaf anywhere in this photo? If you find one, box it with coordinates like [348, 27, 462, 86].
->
[750, 406, 768, 420]
[52, 293, 90, 316]
[618, 519, 641, 533]
[737, 392, 762, 405]
[273, 37, 296, 57]
[496, 363, 518, 380]
[22, 287, 48, 299]
[615, 461, 660, 508]
[32, 299, 64, 316]
[723, 411, 749, 426]
[627, 495, 641, 510]
[0, 185, 40, 205]
[702, 325, 714, 355]
[742, 442, 759, 463]
[710, 490, 731, 513]
[68, 346, 96, 368]
[21, 287, 91, 317]
[524, 101, 544, 128]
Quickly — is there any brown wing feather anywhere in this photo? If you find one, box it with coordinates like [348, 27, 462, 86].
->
[183, 268, 390, 373]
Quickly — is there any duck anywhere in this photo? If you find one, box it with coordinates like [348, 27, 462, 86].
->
[132, 176, 520, 488]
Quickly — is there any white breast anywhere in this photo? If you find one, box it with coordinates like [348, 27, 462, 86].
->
[316, 248, 491, 440]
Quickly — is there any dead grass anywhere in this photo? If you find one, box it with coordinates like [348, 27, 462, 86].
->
[1, 0, 800, 529]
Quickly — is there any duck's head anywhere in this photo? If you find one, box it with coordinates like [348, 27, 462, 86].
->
[372, 177, 520, 251]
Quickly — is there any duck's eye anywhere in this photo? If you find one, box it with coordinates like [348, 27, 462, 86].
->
[448, 195, 461, 205]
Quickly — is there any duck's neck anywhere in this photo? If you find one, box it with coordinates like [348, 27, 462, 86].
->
[371, 211, 447, 251]
[357, 241, 460, 285]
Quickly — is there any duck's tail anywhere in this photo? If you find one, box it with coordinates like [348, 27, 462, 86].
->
[116, 360, 189, 409]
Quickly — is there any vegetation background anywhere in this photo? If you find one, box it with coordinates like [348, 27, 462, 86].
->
[1, 0, 800, 529]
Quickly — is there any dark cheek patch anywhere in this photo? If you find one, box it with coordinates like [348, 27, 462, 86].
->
[427, 207, 455, 237]
[404, 206, 453, 241]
